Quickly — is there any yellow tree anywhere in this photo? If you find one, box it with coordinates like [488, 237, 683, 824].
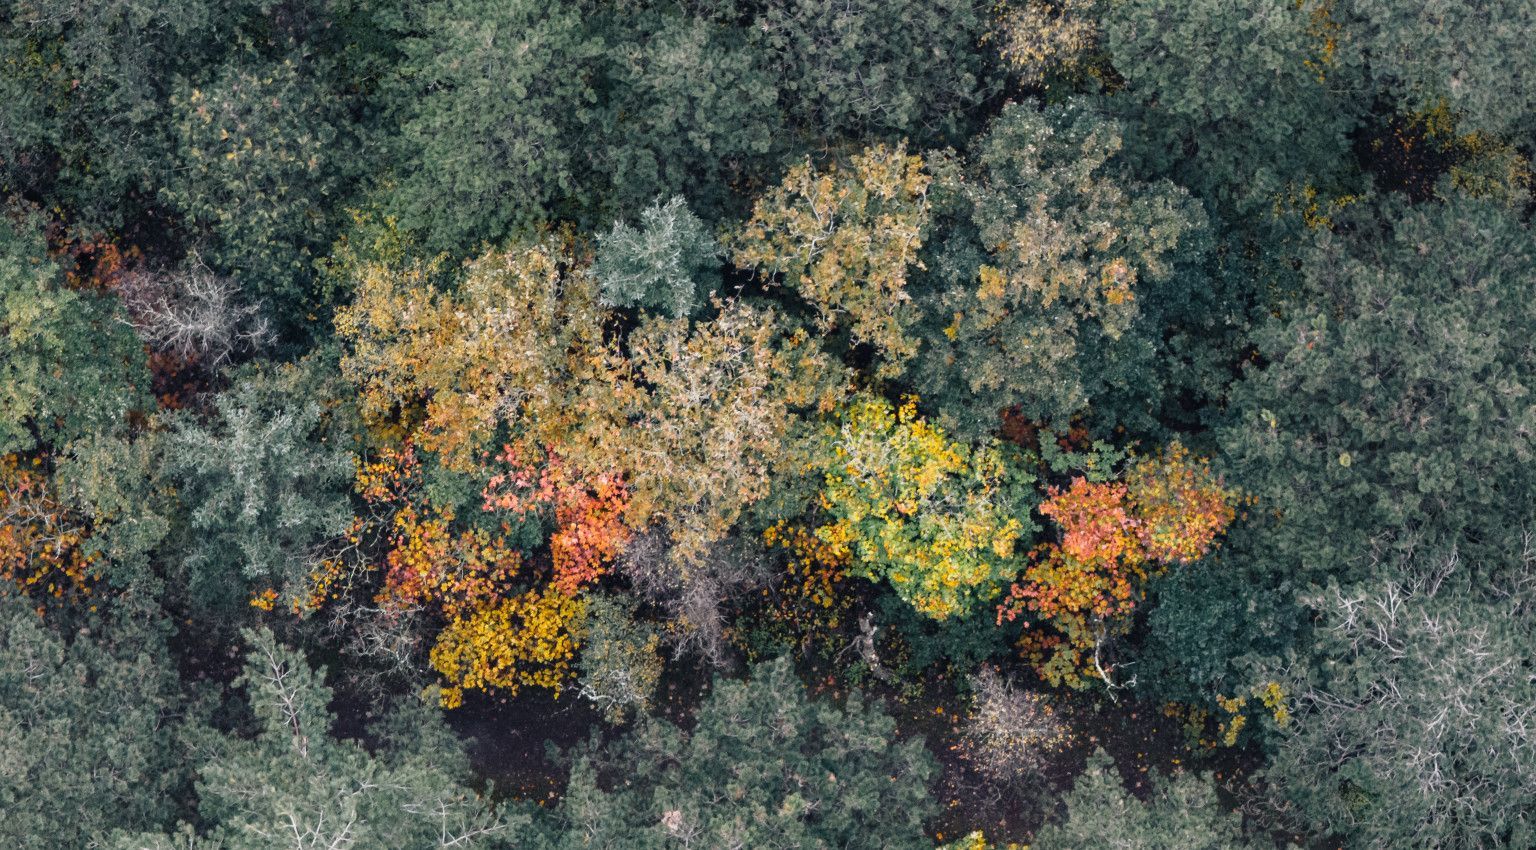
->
[731, 145, 933, 374]
[815, 396, 1036, 620]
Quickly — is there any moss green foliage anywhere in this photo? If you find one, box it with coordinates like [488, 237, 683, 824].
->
[164, 50, 360, 310]
[118, 628, 521, 849]
[1266, 576, 1536, 850]
[0, 595, 188, 849]
[1034, 748, 1261, 850]
[542, 656, 937, 848]
[0, 215, 148, 455]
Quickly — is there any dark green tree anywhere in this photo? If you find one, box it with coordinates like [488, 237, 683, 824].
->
[163, 48, 361, 312]
[1099, 0, 1362, 214]
[0, 594, 190, 849]
[1150, 195, 1536, 698]
[116, 627, 521, 850]
[540, 656, 938, 849]
[1033, 748, 1260, 850]
[1338, 0, 1536, 136]
[583, 9, 782, 221]
[749, 0, 992, 145]
[387, 0, 602, 252]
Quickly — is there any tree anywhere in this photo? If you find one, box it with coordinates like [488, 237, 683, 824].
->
[0, 594, 189, 849]
[0, 454, 97, 599]
[387, 0, 602, 251]
[1338, 0, 1536, 136]
[114, 260, 272, 369]
[1267, 570, 1536, 850]
[617, 298, 847, 560]
[575, 593, 662, 723]
[582, 10, 783, 223]
[117, 627, 521, 849]
[335, 233, 621, 474]
[0, 0, 223, 226]
[593, 195, 720, 318]
[748, 0, 992, 145]
[163, 48, 359, 310]
[959, 665, 1066, 783]
[0, 214, 149, 455]
[1032, 748, 1258, 849]
[911, 101, 1213, 438]
[1001, 443, 1237, 688]
[1098, 0, 1361, 214]
[732, 144, 934, 373]
[815, 395, 1037, 620]
[428, 588, 585, 709]
[1196, 196, 1536, 685]
[159, 368, 353, 613]
[540, 656, 938, 849]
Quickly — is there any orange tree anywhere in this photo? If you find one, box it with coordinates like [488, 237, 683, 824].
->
[1000, 443, 1236, 688]
[332, 232, 846, 700]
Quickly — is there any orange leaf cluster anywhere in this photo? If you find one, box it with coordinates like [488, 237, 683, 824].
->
[358, 445, 522, 620]
[0, 455, 97, 600]
[1001, 443, 1236, 687]
[482, 445, 630, 595]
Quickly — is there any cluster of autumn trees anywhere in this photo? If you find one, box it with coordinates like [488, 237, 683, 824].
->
[2, 0, 1535, 847]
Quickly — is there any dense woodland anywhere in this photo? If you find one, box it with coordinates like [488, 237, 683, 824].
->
[2, 0, 1534, 847]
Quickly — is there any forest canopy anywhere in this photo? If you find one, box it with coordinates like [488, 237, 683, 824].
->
[2, 1, 1533, 847]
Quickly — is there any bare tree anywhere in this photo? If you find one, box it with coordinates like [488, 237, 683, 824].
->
[115, 257, 272, 367]
[619, 529, 772, 667]
[960, 665, 1068, 784]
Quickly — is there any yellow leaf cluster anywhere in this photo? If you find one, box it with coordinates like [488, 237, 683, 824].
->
[817, 396, 1029, 619]
[429, 589, 585, 709]
[731, 144, 932, 374]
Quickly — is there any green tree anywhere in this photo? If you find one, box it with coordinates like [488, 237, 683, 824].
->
[163, 48, 360, 312]
[1098, 0, 1362, 214]
[0, 214, 149, 455]
[575, 593, 662, 724]
[541, 656, 937, 849]
[583, 9, 783, 222]
[1267, 572, 1536, 850]
[1225, 196, 1536, 593]
[0, 594, 190, 849]
[749, 0, 993, 145]
[1152, 195, 1536, 700]
[1033, 748, 1258, 850]
[912, 101, 1213, 437]
[593, 195, 720, 318]
[387, 0, 602, 252]
[0, 0, 225, 225]
[1338, 0, 1536, 136]
[159, 363, 353, 612]
[117, 627, 521, 849]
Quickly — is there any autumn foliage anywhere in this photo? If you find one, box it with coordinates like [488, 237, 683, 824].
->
[1002, 443, 1236, 687]
[428, 588, 585, 709]
[816, 396, 1035, 620]
[483, 445, 631, 595]
[0, 455, 97, 599]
